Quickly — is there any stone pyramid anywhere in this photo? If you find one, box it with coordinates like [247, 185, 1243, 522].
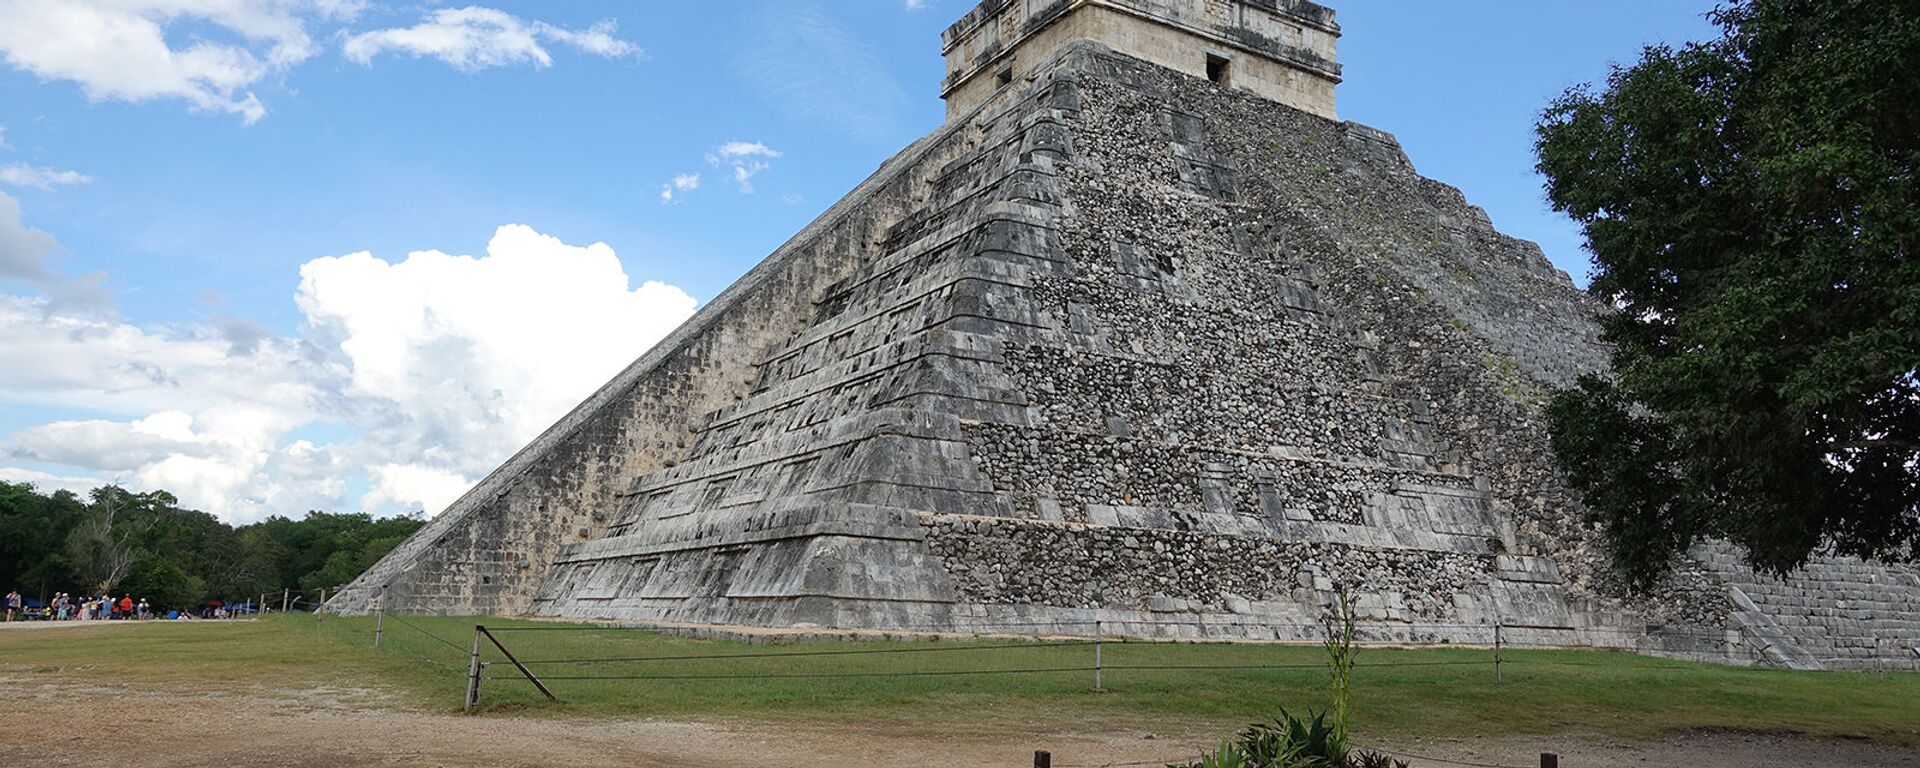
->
[333, 0, 1920, 669]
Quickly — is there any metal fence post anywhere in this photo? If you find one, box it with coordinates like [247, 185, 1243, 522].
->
[317, 588, 325, 624]
[1540, 753, 1559, 768]
[478, 626, 559, 702]
[282, 588, 289, 614]
[1034, 750, 1052, 768]
[1494, 621, 1504, 684]
[465, 625, 484, 712]
[1093, 620, 1104, 693]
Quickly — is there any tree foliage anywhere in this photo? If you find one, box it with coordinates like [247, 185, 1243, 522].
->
[1537, 0, 1920, 588]
[0, 481, 423, 610]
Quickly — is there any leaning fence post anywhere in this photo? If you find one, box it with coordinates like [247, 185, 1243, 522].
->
[1093, 620, 1104, 692]
[1494, 621, 1504, 684]
[465, 625, 484, 712]
[1033, 750, 1052, 768]
[282, 588, 289, 614]
[479, 625, 559, 702]
[317, 588, 325, 624]
[373, 587, 386, 648]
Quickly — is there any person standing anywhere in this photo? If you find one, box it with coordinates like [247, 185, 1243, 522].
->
[4, 589, 20, 622]
[116, 595, 132, 620]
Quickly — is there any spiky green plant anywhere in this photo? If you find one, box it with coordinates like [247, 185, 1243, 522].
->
[1322, 590, 1358, 763]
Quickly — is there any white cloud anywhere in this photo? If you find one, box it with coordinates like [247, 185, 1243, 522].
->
[0, 466, 101, 496]
[343, 7, 640, 71]
[710, 142, 781, 162]
[0, 0, 344, 123]
[0, 163, 93, 190]
[0, 224, 698, 522]
[0, 293, 325, 517]
[10, 411, 217, 471]
[708, 141, 782, 194]
[361, 463, 471, 518]
[0, 190, 59, 281]
[659, 172, 699, 205]
[296, 224, 696, 462]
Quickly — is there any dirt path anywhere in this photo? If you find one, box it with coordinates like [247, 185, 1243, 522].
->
[1, 675, 1914, 768]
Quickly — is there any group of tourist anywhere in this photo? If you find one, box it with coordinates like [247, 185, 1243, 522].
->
[3, 588, 155, 622]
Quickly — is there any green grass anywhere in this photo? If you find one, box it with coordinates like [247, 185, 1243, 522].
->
[4, 614, 1917, 746]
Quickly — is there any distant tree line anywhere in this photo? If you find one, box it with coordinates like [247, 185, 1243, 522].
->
[0, 482, 423, 611]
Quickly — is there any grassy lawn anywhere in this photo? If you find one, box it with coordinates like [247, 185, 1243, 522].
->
[3, 614, 1916, 747]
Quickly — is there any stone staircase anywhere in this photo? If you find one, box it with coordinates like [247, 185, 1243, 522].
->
[1695, 542, 1920, 670]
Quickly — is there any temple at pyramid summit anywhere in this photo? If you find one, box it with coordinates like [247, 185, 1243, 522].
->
[331, 0, 1920, 669]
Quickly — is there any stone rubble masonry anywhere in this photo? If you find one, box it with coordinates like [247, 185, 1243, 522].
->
[331, 39, 1920, 669]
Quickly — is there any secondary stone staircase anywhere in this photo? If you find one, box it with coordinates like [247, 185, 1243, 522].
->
[1695, 542, 1920, 670]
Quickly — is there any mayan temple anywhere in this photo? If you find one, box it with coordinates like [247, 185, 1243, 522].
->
[332, 0, 1920, 670]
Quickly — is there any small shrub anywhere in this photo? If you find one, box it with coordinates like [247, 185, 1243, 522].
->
[1174, 594, 1382, 768]
[1169, 717, 1412, 768]
[1347, 750, 1410, 768]
[1168, 709, 1338, 768]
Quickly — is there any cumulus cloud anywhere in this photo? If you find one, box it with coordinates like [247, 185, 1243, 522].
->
[659, 172, 699, 205]
[0, 191, 60, 281]
[0, 163, 93, 190]
[297, 224, 696, 461]
[360, 463, 472, 518]
[708, 141, 782, 193]
[0, 224, 697, 522]
[0, 0, 344, 123]
[0, 293, 325, 514]
[343, 7, 640, 71]
[0, 2, 628, 122]
[0, 466, 101, 496]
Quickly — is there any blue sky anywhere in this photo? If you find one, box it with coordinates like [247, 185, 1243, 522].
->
[0, 0, 1720, 521]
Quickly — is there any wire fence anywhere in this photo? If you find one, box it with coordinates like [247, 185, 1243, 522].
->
[310, 611, 1912, 767]
[345, 615, 1890, 682]
[455, 619, 1859, 700]
[339, 614, 1920, 681]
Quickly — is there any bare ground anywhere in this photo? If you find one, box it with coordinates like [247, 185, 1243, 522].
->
[1, 673, 1915, 768]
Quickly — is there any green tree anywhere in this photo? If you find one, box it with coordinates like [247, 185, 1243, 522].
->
[122, 557, 205, 612]
[64, 487, 155, 594]
[0, 482, 86, 599]
[1536, 0, 1919, 588]
[299, 533, 414, 595]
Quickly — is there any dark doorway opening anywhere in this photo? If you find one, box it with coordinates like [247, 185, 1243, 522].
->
[1206, 54, 1232, 85]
